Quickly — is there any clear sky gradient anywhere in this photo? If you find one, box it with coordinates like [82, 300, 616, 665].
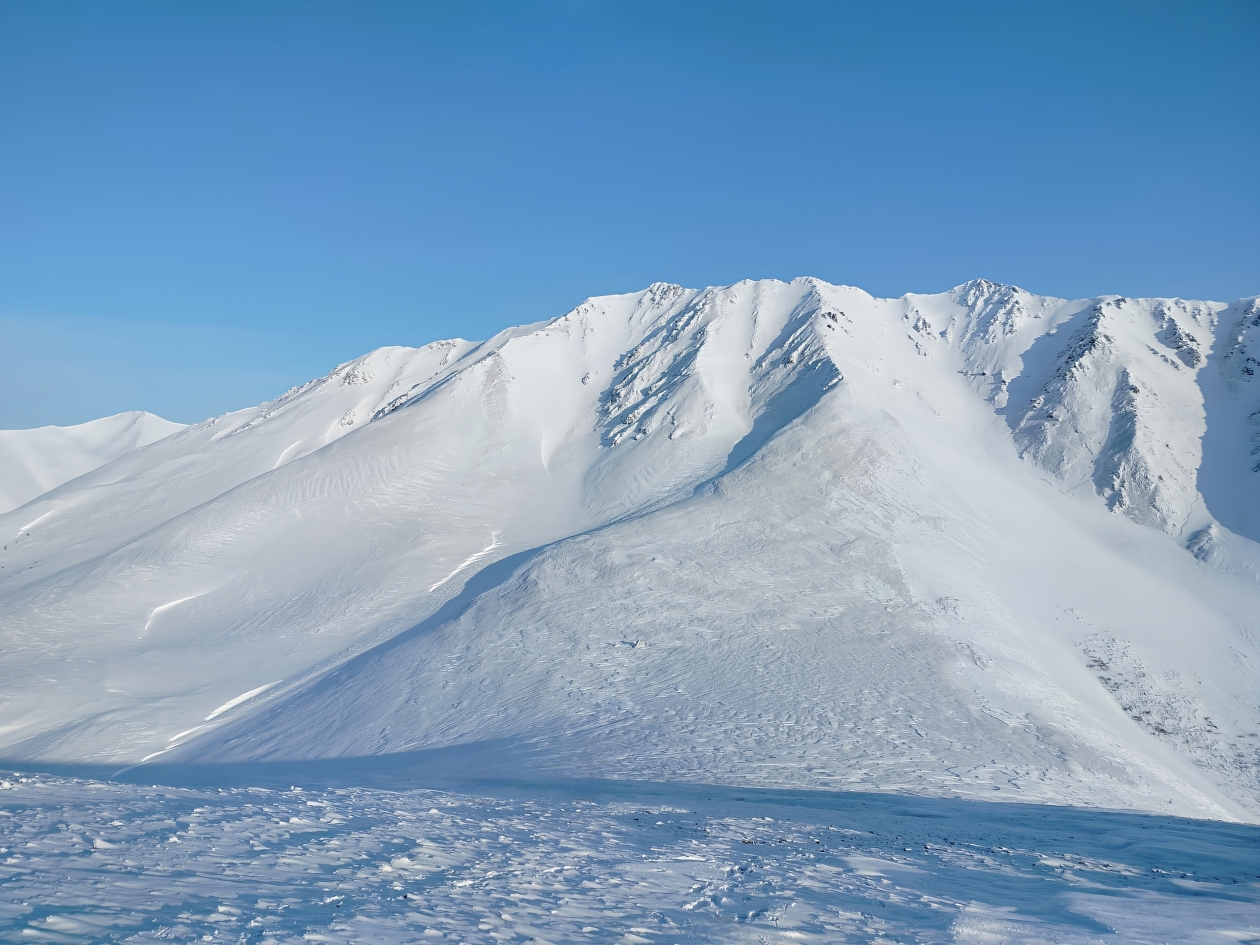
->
[2, 0, 1257, 427]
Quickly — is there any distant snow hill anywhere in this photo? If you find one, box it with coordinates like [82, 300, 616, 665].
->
[2, 279, 1258, 822]
[0, 411, 184, 514]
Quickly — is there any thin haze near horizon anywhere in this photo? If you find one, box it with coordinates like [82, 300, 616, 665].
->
[1, 0, 1256, 428]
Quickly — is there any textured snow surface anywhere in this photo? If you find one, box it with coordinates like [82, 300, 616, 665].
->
[0, 412, 183, 514]
[1, 278, 1259, 828]
[1, 768, 1257, 944]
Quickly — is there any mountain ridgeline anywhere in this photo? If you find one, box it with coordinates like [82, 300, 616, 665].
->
[1, 278, 1258, 822]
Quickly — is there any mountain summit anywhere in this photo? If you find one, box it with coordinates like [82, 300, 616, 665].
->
[2, 278, 1258, 821]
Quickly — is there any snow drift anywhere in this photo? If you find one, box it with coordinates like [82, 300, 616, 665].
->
[1, 278, 1257, 822]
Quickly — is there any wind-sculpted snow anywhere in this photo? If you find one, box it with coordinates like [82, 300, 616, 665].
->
[1, 277, 1259, 829]
[1, 769, 1257, 944]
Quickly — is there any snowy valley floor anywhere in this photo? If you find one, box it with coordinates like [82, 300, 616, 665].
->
[1, 763, 1257, 945]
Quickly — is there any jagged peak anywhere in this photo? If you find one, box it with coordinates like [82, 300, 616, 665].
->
[951, 278, 1030, 308]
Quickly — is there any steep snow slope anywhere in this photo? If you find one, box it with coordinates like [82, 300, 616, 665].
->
[1200, 297, 1260, 546]
[1, 279, 1257, 824]
[0, 411, 183, 514]
[897, 280, 1221, 537]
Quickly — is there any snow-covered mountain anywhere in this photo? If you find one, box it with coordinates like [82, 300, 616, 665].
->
[2, 278, 1258, 823]
[0, 411, 183, 514]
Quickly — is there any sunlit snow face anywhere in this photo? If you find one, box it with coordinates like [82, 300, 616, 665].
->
[0, 278, 1257, 827]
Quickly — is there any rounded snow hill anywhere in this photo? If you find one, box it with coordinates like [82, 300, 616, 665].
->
[0, 411, 184, 514]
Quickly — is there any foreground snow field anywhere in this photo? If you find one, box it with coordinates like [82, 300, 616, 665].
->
[2, 765, 1257, 944]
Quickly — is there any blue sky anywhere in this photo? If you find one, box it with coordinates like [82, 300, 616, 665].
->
[2, 0, 1257, 427]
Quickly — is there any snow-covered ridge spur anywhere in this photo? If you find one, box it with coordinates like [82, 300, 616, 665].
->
[1, 277, 1258, 823]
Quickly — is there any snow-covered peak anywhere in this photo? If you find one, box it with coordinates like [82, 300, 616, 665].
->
[914, 280, 1083, 406]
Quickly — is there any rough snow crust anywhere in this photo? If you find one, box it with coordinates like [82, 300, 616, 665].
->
[1, 769, 1257, 944]
[1, 279, 1259, 825]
